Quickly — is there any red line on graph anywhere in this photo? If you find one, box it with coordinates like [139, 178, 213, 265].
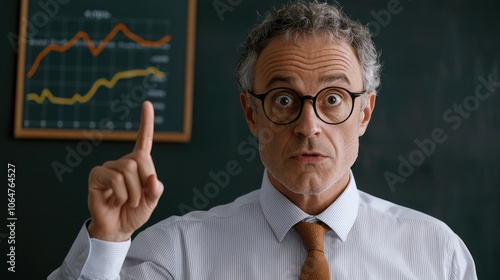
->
[26, 22, 171, 79]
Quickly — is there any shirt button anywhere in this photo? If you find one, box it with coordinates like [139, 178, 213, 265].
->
[77, 252, 85, 262]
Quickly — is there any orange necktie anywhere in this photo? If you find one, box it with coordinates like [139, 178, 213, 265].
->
[294, 221, 331, 280]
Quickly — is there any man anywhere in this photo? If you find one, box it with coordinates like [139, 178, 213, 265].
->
[49, 1, 477, 279]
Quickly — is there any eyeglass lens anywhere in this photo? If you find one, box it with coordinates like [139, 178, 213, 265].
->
[263, 88, 354, 124]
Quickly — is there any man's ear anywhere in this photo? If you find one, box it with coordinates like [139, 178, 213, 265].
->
[240, 92, 259, 137]
[358, 92, 376, 137]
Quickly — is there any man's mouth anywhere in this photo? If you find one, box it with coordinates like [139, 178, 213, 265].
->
[291, 152, 325, 163]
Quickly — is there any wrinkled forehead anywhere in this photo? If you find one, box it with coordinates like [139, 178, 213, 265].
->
[254, 34, 364, 91]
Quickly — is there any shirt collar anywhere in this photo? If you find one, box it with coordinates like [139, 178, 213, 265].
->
[260, 169, 359, 242]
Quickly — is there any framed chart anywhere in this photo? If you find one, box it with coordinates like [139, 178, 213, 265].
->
[15, 0, 196, 142]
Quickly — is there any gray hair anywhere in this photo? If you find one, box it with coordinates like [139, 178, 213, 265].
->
[235, 1, 381, 94]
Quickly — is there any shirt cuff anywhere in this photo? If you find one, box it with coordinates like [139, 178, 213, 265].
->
[82, 237, 130, 279]
[63, 220, 131, 279]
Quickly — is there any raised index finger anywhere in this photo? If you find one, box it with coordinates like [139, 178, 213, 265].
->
[134, 101, 155, 153]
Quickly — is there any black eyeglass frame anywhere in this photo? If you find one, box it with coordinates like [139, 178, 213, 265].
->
[247, 87, 367, 125]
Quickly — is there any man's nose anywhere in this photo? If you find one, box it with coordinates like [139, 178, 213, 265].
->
[293, 100, 322, 138]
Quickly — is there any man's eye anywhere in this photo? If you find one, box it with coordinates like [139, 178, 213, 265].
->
[324, 93, 342, 106]
[274, 95, 294, 107]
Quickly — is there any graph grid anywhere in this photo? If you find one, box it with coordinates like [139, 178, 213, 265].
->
[15, 0, 195, 141]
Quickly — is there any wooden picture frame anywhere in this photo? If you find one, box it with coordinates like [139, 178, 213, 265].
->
[14, 0, 196, 142]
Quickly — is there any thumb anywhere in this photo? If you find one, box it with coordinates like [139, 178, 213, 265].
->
[144, 174, 164, 210]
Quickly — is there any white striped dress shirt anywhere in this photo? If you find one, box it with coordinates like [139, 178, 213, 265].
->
[48, 170, 477, 279]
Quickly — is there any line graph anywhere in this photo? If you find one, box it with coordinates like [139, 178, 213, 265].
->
[26, 66, 165, 105]
[16, 0, 195, 141]
[21, 17, 176, 132]
[26, 22, 172, 78]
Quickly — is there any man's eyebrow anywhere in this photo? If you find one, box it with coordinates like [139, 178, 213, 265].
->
[319, 74, 351, 85]
[265, 75, 294, 89]
[264, 74, 352, 89]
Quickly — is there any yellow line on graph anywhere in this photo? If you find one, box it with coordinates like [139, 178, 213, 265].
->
[26, 66, 165, 105]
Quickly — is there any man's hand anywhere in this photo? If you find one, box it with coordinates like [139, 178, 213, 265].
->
[87, 101, 164, 242]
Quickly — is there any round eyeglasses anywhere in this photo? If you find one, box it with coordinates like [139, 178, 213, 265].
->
[247, 87, 367, 125]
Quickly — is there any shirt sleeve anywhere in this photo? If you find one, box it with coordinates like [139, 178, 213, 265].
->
[47, 221, 130, 280]
[449, 234, 478, 280]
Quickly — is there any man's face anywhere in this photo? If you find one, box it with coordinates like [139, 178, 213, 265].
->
[241, 35, 376, 197]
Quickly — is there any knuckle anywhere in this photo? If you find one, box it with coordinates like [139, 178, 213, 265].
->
[102, 160, 116, 168]
[89, 166, 101, 177]
[121, 158, 138, 171]
[89, 166, 107, 182]
[109, 172, 125, 188]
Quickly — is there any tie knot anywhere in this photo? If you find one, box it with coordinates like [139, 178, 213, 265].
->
[294, 221, 330, 252]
